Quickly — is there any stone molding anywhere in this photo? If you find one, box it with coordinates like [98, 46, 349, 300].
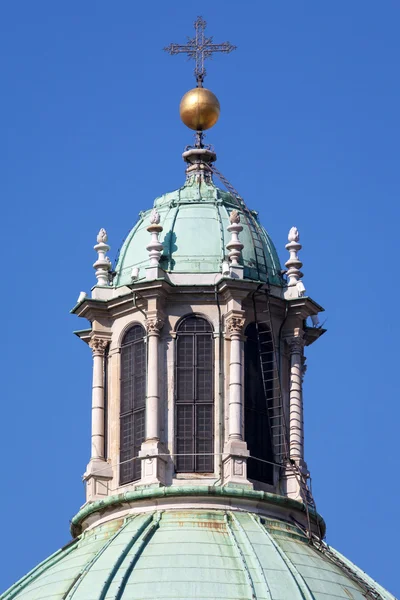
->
[70, 484, 326, 538]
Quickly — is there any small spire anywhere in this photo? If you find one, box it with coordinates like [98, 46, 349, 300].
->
[146, 209, 163, 267]
[93, 228, 111, 287]
[285, 226, 304, 291]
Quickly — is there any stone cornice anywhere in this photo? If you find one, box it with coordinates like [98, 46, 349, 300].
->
[70, 485, 326, 539]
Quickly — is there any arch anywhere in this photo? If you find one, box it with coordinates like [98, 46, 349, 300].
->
[175, 315, 214, 473]
[119, 323, 146, 484]
[118, 319, 145, 348]
[244, 322, 274, 484]
[174, 312, 214, 334]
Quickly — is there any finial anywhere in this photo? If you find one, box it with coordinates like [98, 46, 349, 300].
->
[150, 208, 161, 225]
[96, 228, 108, 244]
[93, 228, 111, 287]
[288, 226, 299, 243]
[285, 226, 304, 292]
[226, 211, 244, 277]
[164, 16, 236, 87]
[179, 88, 220, 133]
[146, 210, 164, 268]
[229, 210, 240, 225]
[165, 17, 235, 141]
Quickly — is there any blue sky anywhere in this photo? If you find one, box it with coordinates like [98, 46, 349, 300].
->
[1, 1, 399, 596]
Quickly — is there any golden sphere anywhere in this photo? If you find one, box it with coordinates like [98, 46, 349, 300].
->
[179, 87, 220, 131]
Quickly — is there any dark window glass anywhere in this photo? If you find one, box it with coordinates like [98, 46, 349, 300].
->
[175, 316, 214, 473]
[244, 323, 274, 484]
[120, 324, 146, 484]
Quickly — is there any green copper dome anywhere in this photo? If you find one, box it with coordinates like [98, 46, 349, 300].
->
[1, 504, 393, 600]
[114, 177, 283, 287]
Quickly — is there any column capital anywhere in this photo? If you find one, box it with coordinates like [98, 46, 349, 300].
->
[89, 337, 109, 356]
[145, 316, 164, 336]
[225, 314, 245, 338]
[285, 331, 305, 353]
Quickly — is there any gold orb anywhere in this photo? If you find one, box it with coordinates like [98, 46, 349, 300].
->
[179, 87, 220, 131]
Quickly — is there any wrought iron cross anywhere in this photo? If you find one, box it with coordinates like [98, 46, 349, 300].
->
[164, 16, 236, 86]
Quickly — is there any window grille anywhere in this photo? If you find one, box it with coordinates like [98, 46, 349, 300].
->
[175, 316, 214, 473]
[119, 324, 146, 484]
[244, 322, 274, 484]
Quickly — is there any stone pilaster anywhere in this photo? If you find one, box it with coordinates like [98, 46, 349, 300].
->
[223, 313, 251, 487]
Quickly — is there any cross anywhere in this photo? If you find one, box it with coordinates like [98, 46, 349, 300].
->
[164, 16, 236, 87]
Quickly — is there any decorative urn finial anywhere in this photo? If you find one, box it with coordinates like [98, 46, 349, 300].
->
[93, 228, 111, 287]
[226, 210, 244, 275]
[285, 226, 304, 292]
[146, 209, 164, 267]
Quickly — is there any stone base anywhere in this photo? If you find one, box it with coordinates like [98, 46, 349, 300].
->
[229, 265, 244, 279]
[145, 266, 164, 281]
[139, 440, 168, 486]
[223, 439, 252, 488]
[281, 459, 309, 501]
[83, 459, 113, 501]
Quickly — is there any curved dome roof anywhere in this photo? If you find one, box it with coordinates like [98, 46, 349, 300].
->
[114, 177, 283, 287]
[2, 508, 393, 600]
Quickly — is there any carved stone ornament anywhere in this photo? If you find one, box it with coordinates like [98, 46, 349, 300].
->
[146, 317, 164, 335]
[226, 316, 245, 336]
[96, 228, 108, 244]
[229, 209, 240, 224]
[289, 335, 305, 354]
[288, 226, 299, 243]
[89, 337, 109, 355]
[149, 208, 161, 225]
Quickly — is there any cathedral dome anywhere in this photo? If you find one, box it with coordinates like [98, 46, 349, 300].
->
[114, 177, 283, 287]
[1, 491, 393, 600]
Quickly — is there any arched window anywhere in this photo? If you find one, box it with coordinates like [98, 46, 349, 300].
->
[175, 316, 214, 473]
[244, 323, 274, 484]
[120, 324, 146, 484]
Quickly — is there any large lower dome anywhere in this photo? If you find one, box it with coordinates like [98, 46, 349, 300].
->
[114, 177, 283, 287]
[1, 501, 392, 600]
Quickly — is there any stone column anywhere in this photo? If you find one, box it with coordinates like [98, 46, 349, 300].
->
[288, 334, 305, 465]
[84, 336, 113, 501]
[223, 314, 251, 487]
[145, 316, 164, 441]
[88, 337, 108, 459]
[138, 315, 167, 486]
[227, 316, 245, 440]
